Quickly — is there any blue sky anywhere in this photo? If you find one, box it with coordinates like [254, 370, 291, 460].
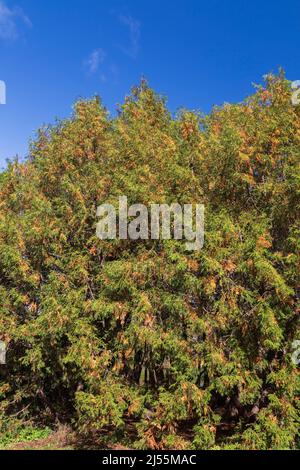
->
[0, 0, 300, 168]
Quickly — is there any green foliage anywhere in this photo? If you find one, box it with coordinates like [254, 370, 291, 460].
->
[0, 74, 299, 449]
[0, 416, 51, 450]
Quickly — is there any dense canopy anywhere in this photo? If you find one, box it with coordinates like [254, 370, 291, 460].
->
[0, 74, 299, 449]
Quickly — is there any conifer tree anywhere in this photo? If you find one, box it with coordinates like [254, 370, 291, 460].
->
[0, 74, 299, 449]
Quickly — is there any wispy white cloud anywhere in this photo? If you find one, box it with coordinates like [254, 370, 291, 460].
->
[0, 1, 31, 40]
[119, 14, 141, 59]
[84, 48, 106, 75]
[83, 11, 140, 84]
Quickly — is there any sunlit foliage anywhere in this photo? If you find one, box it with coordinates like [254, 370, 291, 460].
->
[0, 74, 299, 449]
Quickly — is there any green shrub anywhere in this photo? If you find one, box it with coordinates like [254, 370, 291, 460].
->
[0, 74, 299, 449]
